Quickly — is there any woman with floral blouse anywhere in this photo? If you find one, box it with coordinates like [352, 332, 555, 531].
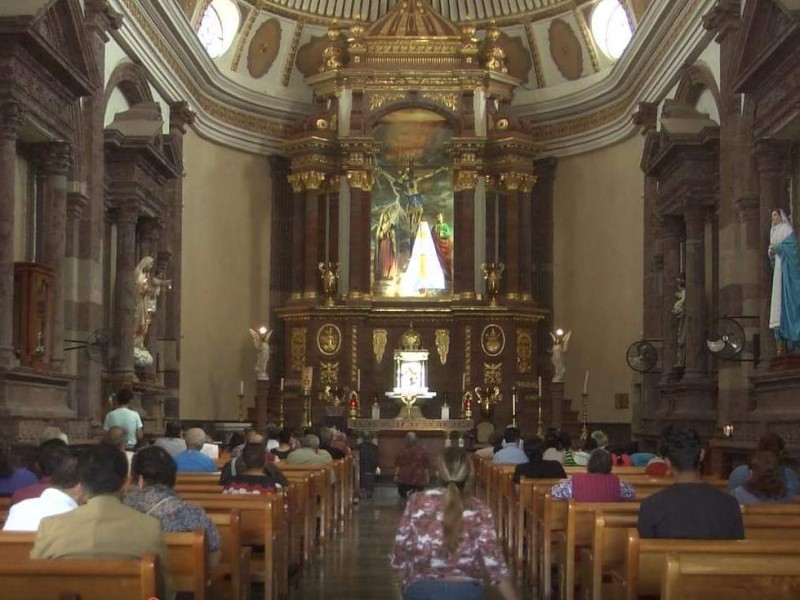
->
[390, 448, 519, 600]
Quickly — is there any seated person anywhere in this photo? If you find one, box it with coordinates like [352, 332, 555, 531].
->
[474, 431, 503, 459]
[12, 438, 69, 504]
[4, 447, 80, 531]
[571, 436, 597, 467]
[103, 426, 134, 470]
[286, 434, 333, 467]
[630, 451, 657, 467]
[492, 427, 528, 465]
[153, 421, 186, 457]
[0, 438, 38, 497]
[638, 423, 744, 539]
[542, 429, 566, 465]
[219, 439, 288, 488]
[124, 445, 221, 567]
[727, 432, 799, 494]
[644, 454, 669, 476]
[270, 428, 294, 460]
[320, 427, 346, 460]
[265, 423, 281, 452]
[551, 449, 636, 502]
[513, 436, 568, 484]
[731, 451, 793, 505]
[174, 427, 218, 473]
[331, 429, 351, 457]
[223, 443, 283, 494]
[30, 444, 167, 569]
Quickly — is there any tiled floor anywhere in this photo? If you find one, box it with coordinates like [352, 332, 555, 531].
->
[289, 487, 532, 600]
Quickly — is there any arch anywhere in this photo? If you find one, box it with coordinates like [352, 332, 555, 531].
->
[104, 62, 154, 111]
[365, 101, 461, 136]
[674, 63, 722, 118]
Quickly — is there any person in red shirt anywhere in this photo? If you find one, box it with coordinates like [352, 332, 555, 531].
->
[394, 432, 431, 499]
[391, 447, 519, 600]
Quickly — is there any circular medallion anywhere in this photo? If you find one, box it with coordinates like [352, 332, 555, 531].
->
[481, 324, 505, 356]
[317, 323, 342, 355]
[548, 18, 584, 81]
[247, 19, 282, 78]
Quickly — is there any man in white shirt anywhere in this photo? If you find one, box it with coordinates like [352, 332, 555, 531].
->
[492, 427, 528, 465]
[4, 448, 80, 531]
[103, 388, 143, 448]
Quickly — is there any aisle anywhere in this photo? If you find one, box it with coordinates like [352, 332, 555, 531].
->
[289, 494, 405, 600]
[289, 490, 531, 600]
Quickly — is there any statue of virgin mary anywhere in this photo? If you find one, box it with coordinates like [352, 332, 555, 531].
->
[769, 209, 800, 351]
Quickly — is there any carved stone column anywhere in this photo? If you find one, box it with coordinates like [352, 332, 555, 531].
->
[754, 139, 791, 367]
[112, 202, 140, 376]
[347, 172, 372, 299]
[660, 215, 683, 383]
[453, 172, 477, 299]
[683, 205, 709, 381]
[288, 176, 305, 300]
[38, 142, 72, 371]
[0, 102, 21, 369]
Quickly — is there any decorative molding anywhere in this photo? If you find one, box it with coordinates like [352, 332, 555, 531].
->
[373, 329, 387, 364]
[290, 327, 307, 372]
[435, 329, 450, 365]
[282, 20, 305, 86]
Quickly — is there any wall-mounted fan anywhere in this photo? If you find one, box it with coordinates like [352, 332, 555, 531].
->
[626, 340, 659, 373]
[706, 316, 759, 366]
[65, 329, 113, 363]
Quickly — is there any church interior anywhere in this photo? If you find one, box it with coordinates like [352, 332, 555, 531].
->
[2, 0, 800, 598]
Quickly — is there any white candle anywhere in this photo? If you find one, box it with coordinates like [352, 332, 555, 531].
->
[512, 390, 517, 416]
[357, 369, 361, 390]
[280, 377, 284, 391]
[462, 373, 466, 391]
[538, 375, 542, 398]
[239, 380, 244, 395]
[583, 370, 590, 395]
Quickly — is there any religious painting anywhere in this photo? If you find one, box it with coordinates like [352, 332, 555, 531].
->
[370, 108, 453, 298]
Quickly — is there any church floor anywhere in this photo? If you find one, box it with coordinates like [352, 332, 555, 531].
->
[287, 486, 532, 600]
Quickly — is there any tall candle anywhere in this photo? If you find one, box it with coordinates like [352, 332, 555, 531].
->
[280, 377, 284, 391]
[583, 370, 590, 395]
[239, 380, 244, 395]
[538, 375, 542, 398]
[512, 389, 517, 416]
[325, 194, 331, 262]
[462, 373, 466, 391]
[357, 369, 361, 390]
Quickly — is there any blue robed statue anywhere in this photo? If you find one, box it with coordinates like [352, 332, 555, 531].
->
[769, 209, 800, 351]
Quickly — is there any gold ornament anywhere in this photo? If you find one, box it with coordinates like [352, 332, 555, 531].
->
[481, 324, 505, 356]
[317, 323, 342, 355]
[290, 327, 307, 372]
[435, 329, 450, 365]
[484, 362, 502, 385]
[373, 329, 388, 364]
[320, 361, 339, 386]
[516, 329, 532, 373]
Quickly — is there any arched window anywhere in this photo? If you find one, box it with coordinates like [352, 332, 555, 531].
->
[197, 0, 241, 59]
[590, 0, 633, 60]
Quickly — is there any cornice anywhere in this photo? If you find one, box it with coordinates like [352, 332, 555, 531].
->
[109, 0, 718, 157]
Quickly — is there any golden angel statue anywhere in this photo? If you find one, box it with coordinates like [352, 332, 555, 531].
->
[249, 326, 273, 380]
[549, 329, 572, 383]
[133, 256, 171, 368]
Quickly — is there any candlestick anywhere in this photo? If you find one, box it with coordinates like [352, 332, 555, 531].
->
[580, 392, 589, 441]
[239, 380, 244, 395]
[238, 392, 245, 422]
[583, 370, 590, 395]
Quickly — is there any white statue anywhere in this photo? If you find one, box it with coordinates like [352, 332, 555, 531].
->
[133, 256, 171, 368]
[249, 326, 272, 380]
[672, 276, 686, 368]
[548, 329, 572, 383]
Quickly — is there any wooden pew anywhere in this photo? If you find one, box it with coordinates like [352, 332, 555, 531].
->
[579, 512, 638, 600]
[209, 508, 251, 600]
[618, 530, 800, 600]
[0, 553, 162, 600]
[539, 493, 567, 600]
[557, 501, 640, 600]
[181, 491, 288, 600]
[660, 551, 800, 599]
[518, 479, 561, 591]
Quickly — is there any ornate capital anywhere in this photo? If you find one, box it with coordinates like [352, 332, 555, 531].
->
[0, 102, 23, 140]
[37, 142, 72, 176]
[303, 171, 327, 191]
[288, 173, 305, 193]
[498, 171, 536, 192]
[346, 169, 373, 190]
[453, 170, 478, 192]
[112, 200, 141, 225]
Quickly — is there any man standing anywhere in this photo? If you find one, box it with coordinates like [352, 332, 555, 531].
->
[174, 427, 218, 473]
[638, 424, 744, 539]
[103, 388, 143, 449]
[4, 447, 80, 531]
[394, 432, 430, 499]
[30, 444, 166, 562]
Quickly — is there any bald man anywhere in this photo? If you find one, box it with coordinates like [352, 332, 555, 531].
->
[174, 427, 217, 473]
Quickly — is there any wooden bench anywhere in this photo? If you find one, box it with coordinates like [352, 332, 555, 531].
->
[660, 550, 800, 599]
[209, 508, 251, 600]
[617, 530, 800, 600]
[0, 553, 162, 600]
[579, 512, 638, 600]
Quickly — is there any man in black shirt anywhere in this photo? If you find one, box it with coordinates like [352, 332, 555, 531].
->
[637, 423, 743, 539]
[513, 435, 567, 484]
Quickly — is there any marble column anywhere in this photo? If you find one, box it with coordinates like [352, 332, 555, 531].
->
[519, 187, 533, 301]
[504, 189, 520, 299]
[38, 142, 72, 372]
[65, 189, 88, 379]
[453, 185, 476, 299]
[754, 139, 791, 367]
[303, 186, 320, 299]
[683, 205, 709, 381]
[0, 102, 21, 369]
[112, 201, 140, 376]
[660, 215, 683, 384]
[532, 158, 556, 370]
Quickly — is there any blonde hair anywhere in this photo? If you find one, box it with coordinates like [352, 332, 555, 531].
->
[437, 448, 473, 555]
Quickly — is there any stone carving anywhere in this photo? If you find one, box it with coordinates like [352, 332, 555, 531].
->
[516, 329, 532, 373]
[249, 326, 272, 380]
[672, 276, 686, 367]
[291, 327, 307, 372]
[548, 329, 571, 383]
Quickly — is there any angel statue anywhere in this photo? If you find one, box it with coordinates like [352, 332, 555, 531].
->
[249, 326, 273, 380]
[133, 256, 171, 368]
[548, 329, 572, 383]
